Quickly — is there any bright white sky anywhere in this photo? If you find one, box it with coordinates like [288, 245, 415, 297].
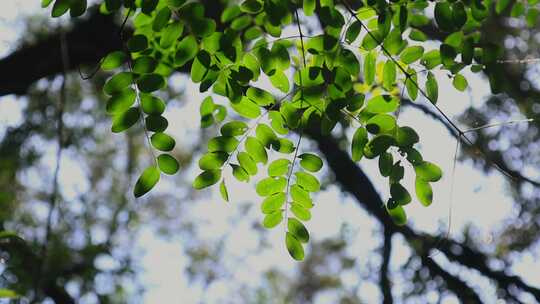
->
[0, 1, 539, 303]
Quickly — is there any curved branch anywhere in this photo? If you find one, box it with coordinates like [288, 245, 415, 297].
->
[306, 129, 540, 301]
[380, 229, 393, 304]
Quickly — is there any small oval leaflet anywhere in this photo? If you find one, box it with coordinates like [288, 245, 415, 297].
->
[151, 133, 176, 151]
[199, 152, 228, 170]
[134, 166, 160, 198]
[268, 158, 290, 177]
[193, 169, 222, 189]
[101, 51, 127, 71]
[414, 161, 443, 182]
[157, 154, 180, 175]
[295, 171, 320, 192]
[299, 153, 323, 172]
[263, 210, 283, 228]
[415, 178, 433, 206]
[285, 232, 305, 261]
[288, 218, 309, 243]
[111, 107, 139, 133]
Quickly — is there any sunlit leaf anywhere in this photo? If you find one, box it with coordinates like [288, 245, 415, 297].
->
[193, 169, 222, 189]
[134, 166, 160, 197]
[157, 154, 180, 175]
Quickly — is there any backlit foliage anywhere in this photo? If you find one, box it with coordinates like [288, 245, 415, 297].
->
[42, 0, 538, 260]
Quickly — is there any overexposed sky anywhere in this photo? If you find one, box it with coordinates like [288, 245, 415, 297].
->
[0, 1, 539, 303]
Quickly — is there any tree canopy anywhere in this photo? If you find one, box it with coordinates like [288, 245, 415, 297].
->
[0, 0, 539, 302]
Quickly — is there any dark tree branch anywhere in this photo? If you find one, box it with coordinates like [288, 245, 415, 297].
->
[0, 9, 123, 96]
[306, 129, 540, 301]
[380, 229, 393, 304]
[419, 255, 483, 303]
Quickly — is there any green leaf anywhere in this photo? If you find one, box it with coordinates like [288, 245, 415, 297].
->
[303, 0, 315, 16]
[426, 72, 438, 104]
[241, 0, 263, 14]
[291, 185, 312, 208]
[269, 111, 288, 135]
[231, 164, 250, 182]
[137, 74, 165, 93]
[191, 18, 216, 37]
[111, 107, 139, 133]
[299, 153, 323, 173]
[452, 2, 467, 29]
[157, 154, 180, 175]
[140, 93, 165, 115]
[365, 95, 399, 113]
[285, 232, 305, 261]
[396, 126, 419, 147]
[132, 56, 157, 74]
[127, 34, 148, 52]
[345, 21, 361, 43]
[414, 161, 443, 182]
[101, 51, 127, 71]
[104, 72, 133, 95]
[175, 36, 199, 67]
[263, 210, 283, 228]
[245, 137, 268, 164]
[208, 136, 239, 153]
[221, 5, 241, 22]
[246, 87, 274, 106]
[152, 7, 172, 32]
[269, 70, 290, 93]
[199, 152, 228, 170]
[382, 60, 396, 90]
[0, 289, 19, 299]
[363, 134, 395, 159]
[400, 46, 424, 64]
[261, 192, 286, 214]
[220, 180, 229, 202]
[268, 158, 290, 177]
[386, 205, 407, 225]
[193, 169, 222, 189]
[52, 0, 70, 17]
[366, 114, 397, 134]
[291, 203, 312, 221]
[295, 171, 320, 192]
[256, 177, 287, 196]
[351, 127, 368, 161]
[288, 218, 309, 243]
[434, 2, 454, 32]
[364, 50, 376, 85]
[415, 178, 433, 206]
[390, 183, 412, 205]
[151, 133, 176, 151]
[496, 0, 512, 14]
[141, 0, 158, 14]
[220, 121, 248, 136]
[280, 102, 303, 129]
[452, 74, 468, 92]
[160, 21, 184, 49]
[134, 166, 160, 197]
[106, 89, 136, 114]
[256, 124, 277, 147]
[272, 138, 295, 154]
[378, 152, 393, 177]
[405, 68, 418, 100]
[42, 0, 54, 8]
[69, 0, 88, 17]
[421, 50, 441, 70]
[237, 152, 258, 175]
[145, 115, 168, 132]
[191, 51, 211, 83]
[231, 97, 261, 119]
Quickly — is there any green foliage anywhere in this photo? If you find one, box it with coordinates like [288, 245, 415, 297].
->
[53, 0, 526, 260]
